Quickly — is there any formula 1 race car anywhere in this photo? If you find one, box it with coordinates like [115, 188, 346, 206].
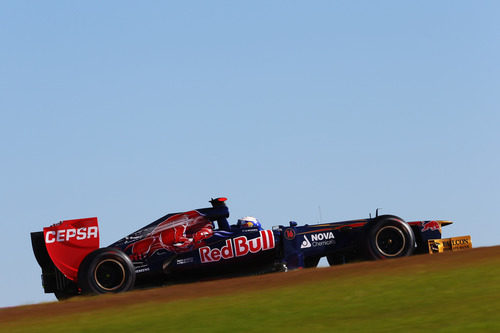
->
[31, 197, 461, 300]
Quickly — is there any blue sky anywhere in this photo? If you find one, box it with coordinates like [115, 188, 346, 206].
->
[1, 1, 499, 307]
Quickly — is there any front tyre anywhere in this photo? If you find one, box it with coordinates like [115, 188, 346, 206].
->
[78, 248, 136, 295]
[365, 215, 415, 260]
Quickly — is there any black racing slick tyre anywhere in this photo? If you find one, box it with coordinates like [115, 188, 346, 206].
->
[365, 215, 415, 260]
[78, 248, 136, 295]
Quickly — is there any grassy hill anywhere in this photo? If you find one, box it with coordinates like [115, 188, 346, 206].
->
[1, 246, 499, 332]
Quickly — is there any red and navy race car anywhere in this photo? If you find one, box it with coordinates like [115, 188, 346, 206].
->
[31, 197, 454, 300]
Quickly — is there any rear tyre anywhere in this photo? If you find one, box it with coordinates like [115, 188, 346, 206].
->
[78, 248, 136, 295]
[365, 215, 415, 260]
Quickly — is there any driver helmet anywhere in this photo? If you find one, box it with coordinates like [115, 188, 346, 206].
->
[237, 216, 263, 230]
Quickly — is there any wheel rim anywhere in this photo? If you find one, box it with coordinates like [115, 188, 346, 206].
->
[94, 259, 126, 291]
[375, 226, 406, 257]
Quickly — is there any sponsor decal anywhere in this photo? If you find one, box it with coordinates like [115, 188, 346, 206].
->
[311, 232, 335, 242]
[301, 235, 311, 248]
[45, 226, 98, 243]
[301, 232, 336, 248]
[199, 230, 275, 264]
[451, 238, 470, 246]
[421, 221, 441, 232]
[284, 228, 296, 240]
[428, 235, 472, 254]
[135, 267, 151, 274]
[241, 228, 259, 233]
[176, 257, 194, 265]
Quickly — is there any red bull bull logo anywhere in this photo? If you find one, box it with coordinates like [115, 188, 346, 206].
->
[421, 221, 441, 232]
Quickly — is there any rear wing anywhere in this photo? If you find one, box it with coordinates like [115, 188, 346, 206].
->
[31, 218, 100, 286]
